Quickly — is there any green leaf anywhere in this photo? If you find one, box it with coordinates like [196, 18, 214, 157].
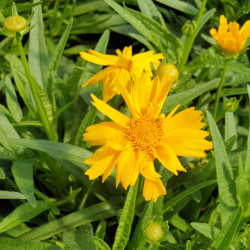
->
[93, 236, 111, 250]
[207, 112, 237, 226]
[138, 0, 161, 23]
[2, 2, 42, 16]
[163, 180, 217, 213]
[208, 206, 242, 250]
[0, 201, 51, 233]
[162, 78, 219, 113]
[28, 0, 49, 87]
[104, 0, 181, 60]
[191, 223, 220, 240]
[225, 112, 237, 150]
[5, 76, 23, 122]
[95, 220, 107, 240]
[73, 1, 111, 16]
[112, 181, 139, 250]
[9, 138, 92, 170]
[0, 191, 25, 200]
[0, 168, 5, 179]
[9, 61, 36, 118]
[47, 19, 73, 98]
[196, 8, 216, 34]
[19, 199, 120, 241]
[129, 201, 154, 249]
[12, 160, 36, 207]
[155, 0, 199, 15]
[0, 237, 60, 250]
[63, 224, 96, 250]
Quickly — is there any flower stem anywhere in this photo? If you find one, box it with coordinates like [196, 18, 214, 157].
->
[16, 33, 55, 141]
[213, 59, 229, 119]
[179, 0, 207, 73]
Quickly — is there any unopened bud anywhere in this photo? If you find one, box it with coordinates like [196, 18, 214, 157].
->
[145, 222, 164, 242]
[156, 63, 179, 83]
[223, 97, 242, 112]
[3, 15, 27, 32]
[182, 20, 196, 36]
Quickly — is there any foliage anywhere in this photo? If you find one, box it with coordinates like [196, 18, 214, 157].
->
[0, 0, 250, 249]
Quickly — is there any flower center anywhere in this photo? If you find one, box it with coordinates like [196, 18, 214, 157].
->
[117, 57, 133, 71]
[125, 115, 164, 156]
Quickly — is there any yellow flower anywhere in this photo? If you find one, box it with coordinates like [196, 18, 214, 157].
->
[83, 72, 213, 202]
[80, 46, 164, 102]
[210, 15, 250, 54]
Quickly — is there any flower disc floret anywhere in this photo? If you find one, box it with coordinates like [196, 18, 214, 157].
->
[125, 115, 164, 156]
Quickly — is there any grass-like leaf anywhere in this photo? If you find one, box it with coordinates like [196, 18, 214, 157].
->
[207, 111, 237, 226]
[12, 160, 36, 207]
[0, 191, 25, 200]
[19, 199, 120, 241]
[191, 223, 220, 240]
[112, 180, 139, 250]
[208, 206, 242, 250]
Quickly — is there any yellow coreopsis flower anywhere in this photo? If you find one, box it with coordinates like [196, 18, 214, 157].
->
[210, 15, 250, 55]
[83, 72, 213, 202]
[80, 46, 164, 102]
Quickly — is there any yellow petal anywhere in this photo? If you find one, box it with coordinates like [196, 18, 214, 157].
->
[143, 177, 166, 202]
[155, 143, 186, 175]
[80, 51, 116, 66]
[140, 159, 162, 181]
[91, 94, 130, 128]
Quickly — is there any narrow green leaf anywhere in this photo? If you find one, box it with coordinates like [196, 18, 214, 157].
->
[20, 199, 120, 241]
[196, 8, 216, 34]
[138, 0, 161, 22]
[93, 236, 111, 250]
[209, 206, 242, 250]
[9, 138, 92, 170]
[2, 2, 42, 16]
[63, 224, 95, 250]
[47, 19, 73, 97]
[10, 61, 36, 117]
[155, 0, 199, 15]
[0, 168, 5, 179]
[28, 0, 49, 87]
[162, 78, 219, 113]
[0, 191, 25, 200]
[0, 201, 51, 233]
[0, 237, 60, 250]
[0, 146, 16, 160]
[73, 1, 111, 16]
[191, 222, 220, 240]
[112, 181, 139, 250]
[225, 112, 237, 150]
[12, 160, 36, 207]
[207, 111, 237, 226]
[5, 76, 23, 122]
[95, 220, 107, 240]
[240, 85, 250, 206]
[163, 180, 217, 213]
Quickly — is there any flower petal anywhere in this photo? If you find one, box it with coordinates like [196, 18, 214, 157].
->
[155, 143, 186, 175]
[91, 94, 130, 128]
[143, 177, 166, 202]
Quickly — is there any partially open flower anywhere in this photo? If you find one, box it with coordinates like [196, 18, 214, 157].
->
[210, 15, 250, 55]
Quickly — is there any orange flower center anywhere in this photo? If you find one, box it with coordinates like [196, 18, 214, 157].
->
[117, 57, 133, 71]
[125, 115, 164, 156]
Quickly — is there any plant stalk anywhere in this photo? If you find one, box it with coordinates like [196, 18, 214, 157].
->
[179, 0, 207, 73]
[213, 59, 230, 119]
[16, 33, 55, 141]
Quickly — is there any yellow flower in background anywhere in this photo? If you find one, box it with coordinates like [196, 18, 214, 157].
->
[83, 72, 213, 202]
[210, 15, 250, 54]
[80, 46, 164, 102]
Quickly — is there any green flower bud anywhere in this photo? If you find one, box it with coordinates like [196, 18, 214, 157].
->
[223, 97, 242, 112]
[182, 20, 196, 36]
[3, 15, 27, 32]
[156, 63, 179, 83]
[145, 222, 164, 242]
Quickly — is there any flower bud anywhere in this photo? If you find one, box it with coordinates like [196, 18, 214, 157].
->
[3, 15, 27, 32]
[145, 222, 164, 242]
[182, 20, 196, 36]
[156, 63, 179, 83]
[223, 97, 242, 112]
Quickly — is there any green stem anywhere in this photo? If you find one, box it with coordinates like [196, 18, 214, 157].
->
[213, 59, 229, 119]
[179, 0, 207, 73]
[16, 33, 55, 141]
[78, 180, 95, 210]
